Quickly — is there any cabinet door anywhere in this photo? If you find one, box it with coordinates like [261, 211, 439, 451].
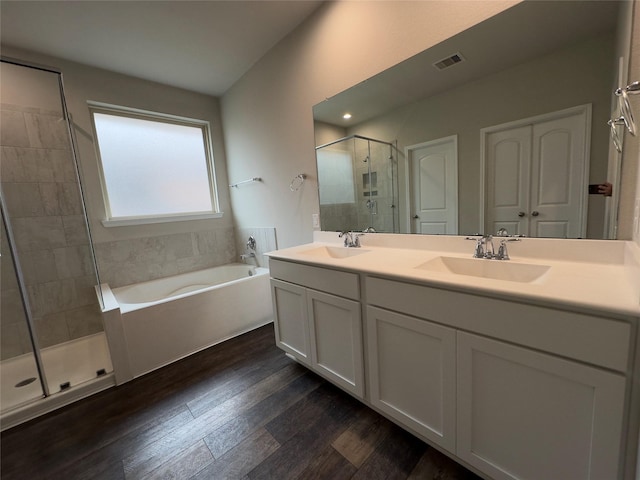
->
[366, 306, 456, 451]
[270, 279, 310, 365]
[457, 332, 626, 480]
[308, 289, 364, 398]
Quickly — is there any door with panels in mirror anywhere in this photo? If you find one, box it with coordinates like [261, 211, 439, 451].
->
[482, 105, 590, 238]
[407, 135, 459, 235]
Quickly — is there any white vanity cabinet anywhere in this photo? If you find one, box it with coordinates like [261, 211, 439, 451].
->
[366, 306, 456, 451]
[366, 275, 631, 480]
[269, 259, 364, 398]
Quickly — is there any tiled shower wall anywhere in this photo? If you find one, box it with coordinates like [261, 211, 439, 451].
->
[0, 103, 103, 359]
[1, 225, 30, 359]
[353, 140, 397, 233]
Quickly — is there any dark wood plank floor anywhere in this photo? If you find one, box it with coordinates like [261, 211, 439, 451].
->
[1, 324, 481, 480]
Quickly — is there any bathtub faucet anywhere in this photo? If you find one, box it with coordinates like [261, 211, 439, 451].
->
[240, 252, 256, 263]
[241, 236, 258, 264]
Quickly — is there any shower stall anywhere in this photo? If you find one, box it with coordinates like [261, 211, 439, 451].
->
[315, 135, 398, 233]
[0, 58, 112, 428]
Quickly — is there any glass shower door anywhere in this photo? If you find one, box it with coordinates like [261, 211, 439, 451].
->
[0, 209, 46, 410]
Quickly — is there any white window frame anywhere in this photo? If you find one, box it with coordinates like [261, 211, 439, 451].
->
[88, 101, 222, 227]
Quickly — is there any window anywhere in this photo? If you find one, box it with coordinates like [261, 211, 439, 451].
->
[89, 103, 220, 226]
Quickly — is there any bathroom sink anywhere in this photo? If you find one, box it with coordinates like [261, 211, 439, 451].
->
[298, 246, 371, 259]
[416, 256, 551, 283]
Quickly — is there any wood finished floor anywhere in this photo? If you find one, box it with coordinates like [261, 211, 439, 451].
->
[1, 324, 481, 480]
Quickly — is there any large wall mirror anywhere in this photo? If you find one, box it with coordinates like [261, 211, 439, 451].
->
[313, 0, 634, 239]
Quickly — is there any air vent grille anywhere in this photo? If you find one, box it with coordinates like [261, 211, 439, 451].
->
[433, 53, 464, 70]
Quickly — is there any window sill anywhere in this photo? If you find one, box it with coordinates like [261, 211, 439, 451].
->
[101, 212, 223, 227]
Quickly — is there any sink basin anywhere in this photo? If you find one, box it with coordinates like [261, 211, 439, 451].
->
[416, 256, 550, 283]
[298, 246, 371, 259]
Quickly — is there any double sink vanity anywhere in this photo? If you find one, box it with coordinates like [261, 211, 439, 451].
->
[267, 232, 640, 480]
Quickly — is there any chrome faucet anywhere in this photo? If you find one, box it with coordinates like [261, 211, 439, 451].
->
[466, 233, 520, 260]
[466, 234, 494, 259]
[339, 231, 364, 247]
[241, 235, 257, 263]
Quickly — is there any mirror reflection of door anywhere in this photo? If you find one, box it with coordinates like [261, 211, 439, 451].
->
[482, 105, 590, 238]
[407, 136, 458, 234]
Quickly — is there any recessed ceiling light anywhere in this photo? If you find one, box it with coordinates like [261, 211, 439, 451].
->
[343, 113, 352, 120]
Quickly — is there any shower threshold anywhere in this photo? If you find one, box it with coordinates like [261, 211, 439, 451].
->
[0, 332, 115, 430]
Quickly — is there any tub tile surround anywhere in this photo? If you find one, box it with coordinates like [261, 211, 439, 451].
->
[94, 226, 237, 288]
[269, 231, 640, 317]
[235, 227, 277, 268]
[1, 103, 102, 356]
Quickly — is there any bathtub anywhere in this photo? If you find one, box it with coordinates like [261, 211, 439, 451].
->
[100, 264, 272, 382]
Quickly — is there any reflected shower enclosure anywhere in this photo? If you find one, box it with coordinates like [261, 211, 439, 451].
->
[315, 135, 398, 233]
[0, 58, 112, 422]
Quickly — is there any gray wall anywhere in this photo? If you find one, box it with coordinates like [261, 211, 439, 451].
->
[346, 33, 615, 237]
[222, 0, 639, 246]
[619, 1, 640, 244]
[221, 0, 520, 249]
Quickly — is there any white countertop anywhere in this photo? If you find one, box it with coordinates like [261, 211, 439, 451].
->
[266, 233, 640, 319]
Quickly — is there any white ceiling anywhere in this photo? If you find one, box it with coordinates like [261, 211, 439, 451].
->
[0, 0, 324, 97]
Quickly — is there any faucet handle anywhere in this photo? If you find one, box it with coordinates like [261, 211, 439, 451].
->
[495, 237, 520, 260]
[465, 236, 484, 258]
[496, 240, 510, 260]
[338, 230, 355, 247]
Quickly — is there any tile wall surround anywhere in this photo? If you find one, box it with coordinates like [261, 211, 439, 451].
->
[93, 225, 238, 288]
[1, 231, 31, 360]
[1, 103, 103, 359]
[235, 227, 277, 268]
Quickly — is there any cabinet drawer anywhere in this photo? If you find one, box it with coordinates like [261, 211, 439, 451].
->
[365, 276, 631, 372]
[269, 259, 360, 300]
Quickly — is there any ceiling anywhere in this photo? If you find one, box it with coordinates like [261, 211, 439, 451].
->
[0, 0, 324, 97]
[313, 0, 620, 126]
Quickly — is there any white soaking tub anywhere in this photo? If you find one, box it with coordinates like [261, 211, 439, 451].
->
[100, 264, 272, 382]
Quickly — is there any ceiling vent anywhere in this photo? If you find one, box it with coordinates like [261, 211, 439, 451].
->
[433, 53, 465, 71]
